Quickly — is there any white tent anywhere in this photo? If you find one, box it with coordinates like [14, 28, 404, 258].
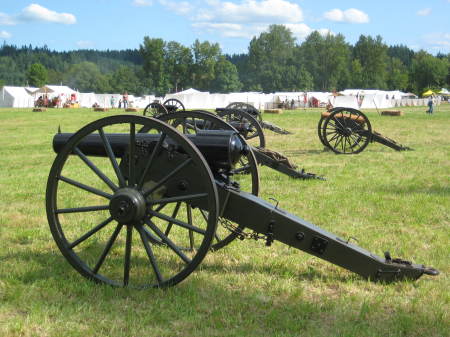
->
[32, 85, 76, 98]
[333, 95, 360, 109]
[0, 86, 35, 107]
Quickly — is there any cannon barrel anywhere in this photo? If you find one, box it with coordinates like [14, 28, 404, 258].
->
[53, 129, 249, 171]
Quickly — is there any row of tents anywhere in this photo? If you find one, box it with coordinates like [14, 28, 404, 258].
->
[0, 85, 447, 109]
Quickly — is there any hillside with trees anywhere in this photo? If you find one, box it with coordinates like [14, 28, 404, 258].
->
[1, 25, 449, 95]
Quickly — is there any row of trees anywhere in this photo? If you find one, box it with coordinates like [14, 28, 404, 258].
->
[1, 25, 449, 95]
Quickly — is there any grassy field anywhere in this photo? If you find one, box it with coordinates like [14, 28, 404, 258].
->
[0, 105, 449, 337]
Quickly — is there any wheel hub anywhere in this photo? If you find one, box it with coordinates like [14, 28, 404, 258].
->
[109, 188, 146, 224]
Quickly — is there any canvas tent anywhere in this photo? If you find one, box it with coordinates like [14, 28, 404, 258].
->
[0, 86, 35, 107]
[422, 90, 434, 97]
[32, 85, 77, 100]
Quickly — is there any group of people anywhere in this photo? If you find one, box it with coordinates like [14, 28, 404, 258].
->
[35, 93, 77, 108]
[110, 92, 129, 109]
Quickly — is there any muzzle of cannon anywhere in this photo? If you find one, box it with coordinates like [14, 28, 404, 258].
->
[46, 115, 438, 289]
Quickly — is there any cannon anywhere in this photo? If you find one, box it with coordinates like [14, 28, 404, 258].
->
[157, 110, 322, 180]
[218, 102, 293, 135]
[46, 115, 438, 288]
[318, 107, 412, 154]
[143, 98, 185, 117]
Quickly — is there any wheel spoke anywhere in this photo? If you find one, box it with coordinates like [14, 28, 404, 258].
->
[59, 175, 113, 199]
[136, 225, 163, 285]
[148, 209, 206, 235]
[68, 216, 114, 249]
[74, 147, 118, 192]
[327, 132, 340, 144]
[123, 226, 133, 286]
[145, 218, 191, 264]
[137, 133, 167, 189]
[186, 204, 194, 250]
[164, 202, 182, 236]
[333, 135, 343, 150]
[99, 128, 126, 188]
[56, 205, 109, 214]
[149, 193, 208, 205]
[141, 225, 163, 243]
[143, 158, 193, 198]
[129, 123, 136, 187]
[93, 224, 123, 274]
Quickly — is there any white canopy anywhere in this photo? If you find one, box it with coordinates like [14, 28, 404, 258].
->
[0, 86, 35, 108]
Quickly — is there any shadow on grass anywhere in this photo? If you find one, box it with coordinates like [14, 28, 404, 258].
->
[1, 247, 353, 285]
[374, 184, 450, 196]
[2, 246, 446, 336]
[282, 149, 327, 156]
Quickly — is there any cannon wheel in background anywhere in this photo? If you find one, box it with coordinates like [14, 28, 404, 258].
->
[46, 115, 219, 288]
[322, 108, 372, 154]
[216, 109, 266, 148]
[163, 98, 185, 113]
[225, 102, 262, 122]
[143, 102, 168, 117]
[158, 110, 260, 251]
[317, 115, 328, 147]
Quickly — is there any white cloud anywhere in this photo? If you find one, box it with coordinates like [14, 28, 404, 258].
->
[195, 0, 303, 24]
[0, 13, 16, 25]
[0, 4, 76, 25]
[423, 32, 450, 51]
[0, 30, 12, 39]
[324, 8, 369, 24]
[183, 0, 329, 41]
[159, 0, 192, 15]
[18, 4, 76, 24]
[284, 24, 333, 40]
[132, 0, 153, 7]
[417, 8, 432, 16]
[192, 22, 252, 38]
[76, 40, 95, 48]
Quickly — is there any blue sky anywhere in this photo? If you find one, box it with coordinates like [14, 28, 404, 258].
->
[1, 0, 449, 55]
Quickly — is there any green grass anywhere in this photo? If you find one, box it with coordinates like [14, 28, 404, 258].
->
[0, 105, 449, 337]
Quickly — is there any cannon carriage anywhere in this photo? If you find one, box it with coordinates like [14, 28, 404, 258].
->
[46, 114, 438, 289]
[318, 107, 412, 154]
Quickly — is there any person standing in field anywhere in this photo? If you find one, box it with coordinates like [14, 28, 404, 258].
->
[110, 96, 116, 108]
[427, 96, 434, 114]
[123, 91, 129, 109]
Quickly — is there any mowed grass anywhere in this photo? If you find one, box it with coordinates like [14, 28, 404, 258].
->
[0, 105, 449, 337]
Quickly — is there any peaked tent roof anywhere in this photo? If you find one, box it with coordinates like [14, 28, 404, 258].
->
[422, 89, 434, 97]
[32, 85, 76, 96]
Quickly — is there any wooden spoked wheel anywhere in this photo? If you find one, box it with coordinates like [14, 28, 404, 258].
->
[163, 98, 185, 112]
[158, 110, 260, 250]
[143, 102, 168, 117]
[217, 109, 266, 148]
[322, 108, 372, 154]
[46, 115, 219, 288]
[225, 102, 262, 122]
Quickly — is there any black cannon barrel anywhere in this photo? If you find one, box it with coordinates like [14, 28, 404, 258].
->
[53, 130, 248, 169]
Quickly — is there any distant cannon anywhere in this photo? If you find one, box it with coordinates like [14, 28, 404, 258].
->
[318, 107, 412, 154]
[143, 98, 185, 117]
[46, 114, 438, 288]
[157, 110, 322, 180]
[218, 102, 293, 135]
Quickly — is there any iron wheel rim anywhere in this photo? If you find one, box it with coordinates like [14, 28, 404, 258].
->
[46, 115, 218, 288]
[322, 108, 372, 154]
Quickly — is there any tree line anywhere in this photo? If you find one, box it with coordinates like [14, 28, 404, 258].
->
[1, 25, 449, 96]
